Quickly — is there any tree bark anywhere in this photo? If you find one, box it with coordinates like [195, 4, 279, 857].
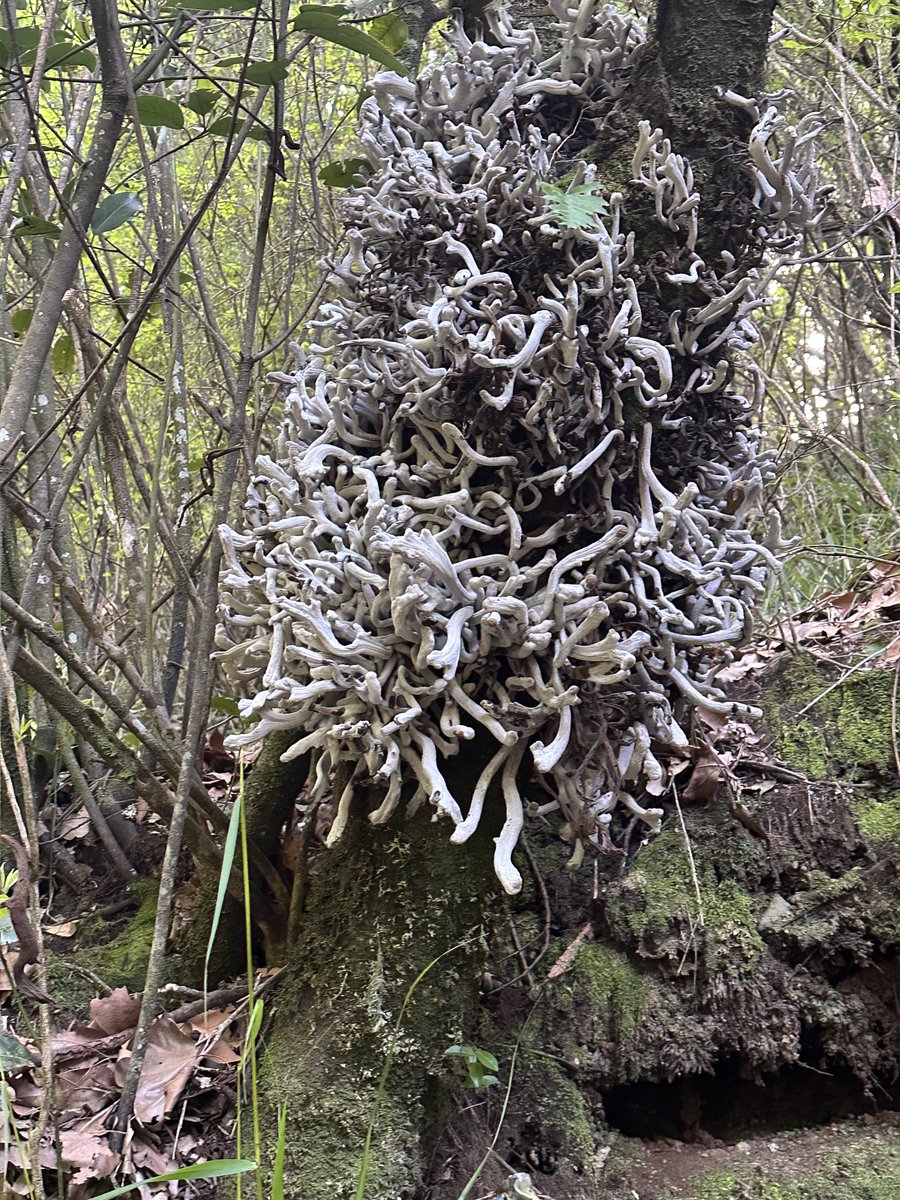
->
[0, 0, 129, 458]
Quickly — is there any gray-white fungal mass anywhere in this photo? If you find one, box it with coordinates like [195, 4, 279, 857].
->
[216, 0, 821, 892]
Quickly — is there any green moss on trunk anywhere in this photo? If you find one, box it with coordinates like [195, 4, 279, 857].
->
[257, 795, 503, 1200]
[47, 879, 159, 1002]
[602, 824, 765, 979]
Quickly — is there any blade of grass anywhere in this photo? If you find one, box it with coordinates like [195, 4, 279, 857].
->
[271, 1104, 288, 1200]
[239, 766, 264, 1200]
[89, 1159, 256, 1200]
[203, 764, 244, 1001]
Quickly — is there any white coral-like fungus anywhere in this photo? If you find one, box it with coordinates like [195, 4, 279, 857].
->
[216, 1, 820, 892]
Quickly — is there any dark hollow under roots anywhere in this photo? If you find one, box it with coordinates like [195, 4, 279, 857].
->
[602, 1058, 900, 1146]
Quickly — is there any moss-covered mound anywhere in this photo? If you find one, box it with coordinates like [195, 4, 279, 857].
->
[427, 654, 900, 1198]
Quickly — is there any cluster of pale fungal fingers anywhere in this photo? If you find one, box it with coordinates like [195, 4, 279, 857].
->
[216, 0, 821, 893]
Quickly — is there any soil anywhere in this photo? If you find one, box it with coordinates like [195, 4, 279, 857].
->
[606, 1112, 900, 1199]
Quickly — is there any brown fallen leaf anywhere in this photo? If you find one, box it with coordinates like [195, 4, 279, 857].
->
[42, 1054, 118, 1115]
[116, 1017, 199, 1124]
[829, 590, 857, 617]
[202, 1039, 241, 1066]
[204, 727, 235, 773]
[57, 810, 91, 842]
[186, 1006, 235, 1037]
[716, 649, 768, 682]
[698, 708, 729, 732]
[129, 1135, 175, 1176]
[789, 619, 839, 643]
[61, 1119, 119, 1185]
[682, 750, 721, 805]
[44, 921, 76, 937]
[546, 922, 593, 981]
[88, 987, 141, 1035]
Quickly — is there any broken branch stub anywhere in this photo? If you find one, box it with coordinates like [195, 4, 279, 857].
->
[216, 1, 821, 892]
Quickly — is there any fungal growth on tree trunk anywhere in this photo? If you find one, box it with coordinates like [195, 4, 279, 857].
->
[216, 0, 821, 892]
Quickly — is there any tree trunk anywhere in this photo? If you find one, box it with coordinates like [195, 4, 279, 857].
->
[255, 743, 507, 1199]
[233, 2, 859, 1197]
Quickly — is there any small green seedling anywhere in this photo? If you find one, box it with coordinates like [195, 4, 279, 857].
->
[443, 1044, 500, 1090]
[539, 180, 608, 230]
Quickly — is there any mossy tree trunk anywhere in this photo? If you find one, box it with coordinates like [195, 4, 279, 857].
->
[258, 793, 503, 1200]
[242, 3, 785, 1197]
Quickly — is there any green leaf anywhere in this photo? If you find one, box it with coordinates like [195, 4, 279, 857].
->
[15, 187, 36, 218]
[51, 332, 75, 376]
[206, 115, 236, 137]
[890, 282, 900, 295]
[186, 86, 220, 116]
[318, 157, 368, 187]
[239, 998, 264, 1068]
[1, 26, 42, 51]
[243, 58, 289, 85]
[11, 308, 33, 336]
[91, 191, 143, 234]
[0, 1033, 33, 1072]
[204, 778, 242, 995]
[367, 13, 408, 53]
[13, 215, 61, 239]
[295, 4, 350, 14]
[88, 1159, 256, 1200]
[0, 25, 40, 65]
[135, 94, 185, 129]
[206, 113, 269, 141]
[292, 9, 408, 74]
[539, 181, 608, 230]
[210, 696, 241, 717]
[474, 1049, 499, 1071]
[32, 40, 97, 70]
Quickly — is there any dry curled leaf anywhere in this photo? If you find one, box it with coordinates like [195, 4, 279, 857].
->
[682, 750, 721, 805]
[546, 923, 593, 980]
[44, 920, 76, 938]
[88, 987, 141, 1035]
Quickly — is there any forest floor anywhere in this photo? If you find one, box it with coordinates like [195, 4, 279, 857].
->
[3, 562, 900, 1198]
[602, 1112, 900, 1199]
